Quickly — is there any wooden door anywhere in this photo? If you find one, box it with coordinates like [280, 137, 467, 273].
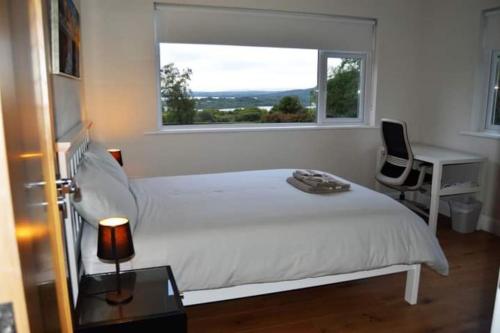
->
[0, 0, 72, 332]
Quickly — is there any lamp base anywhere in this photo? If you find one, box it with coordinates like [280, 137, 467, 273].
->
[105, 289, 133, 305]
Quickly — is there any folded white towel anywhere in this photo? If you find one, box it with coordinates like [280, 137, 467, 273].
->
[289, 170, 350, 193]
[293, 170, 349, 188]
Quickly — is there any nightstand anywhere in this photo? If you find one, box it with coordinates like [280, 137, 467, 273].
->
[75, 266, 186, 333]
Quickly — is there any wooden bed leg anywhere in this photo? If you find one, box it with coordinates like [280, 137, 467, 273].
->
[404, 264, 421, 305]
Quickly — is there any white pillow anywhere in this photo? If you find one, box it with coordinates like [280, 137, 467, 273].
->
[72, 156, 138, 231]
[84, 142, 129, 186]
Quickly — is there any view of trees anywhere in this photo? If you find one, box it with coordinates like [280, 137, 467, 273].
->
[326, 58, 361, 118]
[264, 96, 314, 123]
[193, 108, 266, 124]
[160, 59, 360, 125]
[160, 64, 196, 125]
[194, 90, 312, 110]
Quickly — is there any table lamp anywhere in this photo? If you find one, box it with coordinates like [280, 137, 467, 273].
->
[98, 217, 135, 305]
[107, 148, 123, 166]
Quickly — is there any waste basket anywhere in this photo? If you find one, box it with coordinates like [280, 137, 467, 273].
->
[449, 197, 482, 233]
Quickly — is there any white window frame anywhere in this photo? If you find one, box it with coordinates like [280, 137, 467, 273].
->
[155, 45, 374, 130]
[485, 50, 500, 131]
[317, 51, 368, 125]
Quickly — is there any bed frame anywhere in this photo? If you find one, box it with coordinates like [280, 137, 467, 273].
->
[56, 122, 91, 306]
[57, 122, 421, 308]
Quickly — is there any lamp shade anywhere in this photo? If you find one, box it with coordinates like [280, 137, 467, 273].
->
[97, 218, 134, 260]
[107, 148, 123, 166]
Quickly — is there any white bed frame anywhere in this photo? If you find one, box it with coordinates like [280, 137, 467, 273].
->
[57, 122, 421, 308]
[56, 122, 91, 306]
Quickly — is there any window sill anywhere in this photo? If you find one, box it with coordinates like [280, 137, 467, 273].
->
[145, 124, 378, 135]
[460, 130, 500, 141]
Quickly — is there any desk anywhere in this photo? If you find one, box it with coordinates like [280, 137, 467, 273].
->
[378, 144, 486, 234]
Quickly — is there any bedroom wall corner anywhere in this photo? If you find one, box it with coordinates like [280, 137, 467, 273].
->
[417, 0, 500, 226]
[478, 214, 500, 236]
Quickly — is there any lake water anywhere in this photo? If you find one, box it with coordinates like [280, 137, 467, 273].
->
[198, 106, 315, 112]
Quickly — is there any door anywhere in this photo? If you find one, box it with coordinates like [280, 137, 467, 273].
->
[0, 0, 72, 332]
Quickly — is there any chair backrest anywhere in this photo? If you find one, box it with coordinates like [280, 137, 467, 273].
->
[376, 119, 414, 186]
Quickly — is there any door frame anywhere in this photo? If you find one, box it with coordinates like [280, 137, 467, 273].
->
[31, 0, 74, 330]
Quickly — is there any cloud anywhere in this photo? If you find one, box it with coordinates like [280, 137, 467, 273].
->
[160, 43, 318, 91]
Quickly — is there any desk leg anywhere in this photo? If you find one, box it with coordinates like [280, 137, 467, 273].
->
[476, 161, 486, 231]
[428, 162, 442, 235]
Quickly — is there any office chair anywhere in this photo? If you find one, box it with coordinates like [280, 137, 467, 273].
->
[376, 119, 431, 202]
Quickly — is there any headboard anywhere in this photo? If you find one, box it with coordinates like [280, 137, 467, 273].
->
[56, 121, 92, 307]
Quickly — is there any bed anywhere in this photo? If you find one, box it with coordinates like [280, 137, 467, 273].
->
[57, 123, 448, 307]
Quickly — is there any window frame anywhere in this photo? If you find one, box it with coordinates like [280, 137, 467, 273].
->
[485, 50, 500, 131]
[155, 44, 374, 130]
[317, 51, 368, 125]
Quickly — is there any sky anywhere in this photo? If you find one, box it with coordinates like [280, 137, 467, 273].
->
[160, 43, 319, 92]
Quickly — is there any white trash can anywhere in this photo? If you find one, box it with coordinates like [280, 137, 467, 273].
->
[449, 197, 482, 233]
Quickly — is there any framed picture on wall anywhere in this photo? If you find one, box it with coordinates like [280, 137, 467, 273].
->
[51, 0, 80, 79]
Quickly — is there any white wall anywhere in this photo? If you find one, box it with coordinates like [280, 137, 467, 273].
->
[52, 76, 82, 138]
[81, 0, 424, 188]
[418, 0, 500, 231]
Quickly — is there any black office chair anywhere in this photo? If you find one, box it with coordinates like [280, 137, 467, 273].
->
[376, 119, 431, 201]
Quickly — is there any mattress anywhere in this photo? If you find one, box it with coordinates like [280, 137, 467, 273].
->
[81, 169, 448, 292]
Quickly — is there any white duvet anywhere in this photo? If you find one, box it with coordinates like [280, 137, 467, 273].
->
[81, 169, 448, 292]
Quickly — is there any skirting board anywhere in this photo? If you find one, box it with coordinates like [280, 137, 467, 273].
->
[478, 214, 500, 236]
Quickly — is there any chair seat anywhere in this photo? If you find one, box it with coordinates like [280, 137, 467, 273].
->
[403, 169, 432, 187]
[380, 162, 406, 178]
[379, 162, 432, 192]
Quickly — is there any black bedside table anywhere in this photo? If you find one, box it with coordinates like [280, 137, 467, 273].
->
[75, 266, 186, 333]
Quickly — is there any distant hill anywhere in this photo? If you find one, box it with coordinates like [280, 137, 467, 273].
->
[193, 88, 315, 110]
[193, 88, 314, 98]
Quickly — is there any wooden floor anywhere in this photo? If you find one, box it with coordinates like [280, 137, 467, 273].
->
[186, 219, 500, 333]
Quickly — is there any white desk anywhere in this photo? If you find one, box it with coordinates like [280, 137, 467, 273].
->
[378, 143, 486, 234]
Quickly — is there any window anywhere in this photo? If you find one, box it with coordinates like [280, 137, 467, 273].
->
[155, 4, 376, 129]
[159, 44, 372, 127]
[317, 52, 366, 123]
[478, 8, 500, 133]
[160, 44, 318, 126]
[487, 51, 500, 129]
